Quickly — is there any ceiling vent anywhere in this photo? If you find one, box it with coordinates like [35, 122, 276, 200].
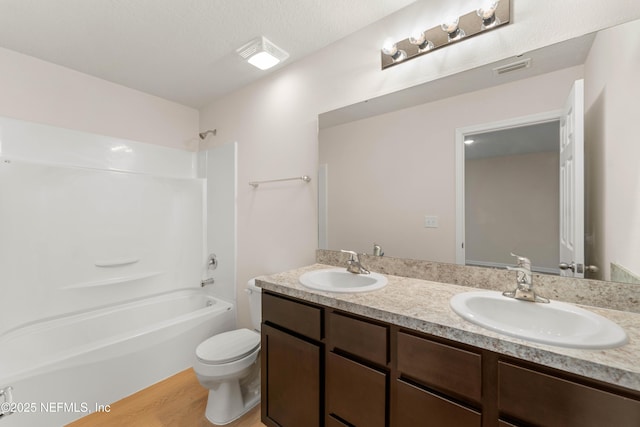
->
[492, 58, 531, 75]
[236, 36, 289, 70]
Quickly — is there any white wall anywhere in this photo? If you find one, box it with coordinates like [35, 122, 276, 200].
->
[201, 0, 640, 327]
[584, 19, 640, 281]
[466, 151, 559, 270]
[0, 46, 198, 150]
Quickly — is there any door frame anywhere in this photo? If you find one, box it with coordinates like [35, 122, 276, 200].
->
[559, 79, 585, 278]
[455, 110, 563, 265]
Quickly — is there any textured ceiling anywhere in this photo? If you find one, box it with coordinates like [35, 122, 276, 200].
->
[0, 0, 416, 108]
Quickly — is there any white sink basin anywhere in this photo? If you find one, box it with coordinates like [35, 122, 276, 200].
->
[299, 268, 388, 293]
[450, 291, 628, 349]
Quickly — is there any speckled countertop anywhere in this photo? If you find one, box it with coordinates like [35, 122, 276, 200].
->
[256, 263, 640, 392]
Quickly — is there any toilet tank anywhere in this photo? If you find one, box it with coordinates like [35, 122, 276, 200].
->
[247, 279, 262, 331]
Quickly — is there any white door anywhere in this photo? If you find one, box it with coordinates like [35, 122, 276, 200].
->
[559, 80, 585, 278]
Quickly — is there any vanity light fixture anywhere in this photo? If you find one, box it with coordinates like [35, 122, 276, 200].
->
[237, 36, 289, 70]
[381, 0, 510, 69]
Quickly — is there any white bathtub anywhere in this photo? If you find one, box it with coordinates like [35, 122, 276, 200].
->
[0, 288, 235, 427]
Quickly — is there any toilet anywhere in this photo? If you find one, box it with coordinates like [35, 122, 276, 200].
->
[193, 280, 262, 425]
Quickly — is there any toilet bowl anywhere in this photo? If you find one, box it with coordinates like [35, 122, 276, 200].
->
[193, 280, 262, 425]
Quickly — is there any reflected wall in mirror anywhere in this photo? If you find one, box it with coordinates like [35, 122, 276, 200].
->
[463, 121, 560, 274]
[318, 18, 640, 284]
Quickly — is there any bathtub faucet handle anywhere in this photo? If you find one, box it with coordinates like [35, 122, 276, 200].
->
[201, 278, 215, 287]
[207, 254, 218, 270]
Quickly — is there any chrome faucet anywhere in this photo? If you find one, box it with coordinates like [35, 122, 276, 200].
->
[341, 250, 370, 274]
[503, 253, 549, 303]
[201, 277, 215, 287]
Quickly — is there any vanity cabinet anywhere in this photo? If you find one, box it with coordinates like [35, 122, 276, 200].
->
[261, 290, 640, 427]
[261, 293, 323, 427]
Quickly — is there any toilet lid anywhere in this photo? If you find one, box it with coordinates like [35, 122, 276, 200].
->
[196, 328, 260, 364]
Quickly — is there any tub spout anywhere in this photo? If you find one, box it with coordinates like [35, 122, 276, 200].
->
[201, 278, 215, 287]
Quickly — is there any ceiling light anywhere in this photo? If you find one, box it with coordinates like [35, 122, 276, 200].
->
[236, 36, 289, 70]
[464, 139, 475, 145]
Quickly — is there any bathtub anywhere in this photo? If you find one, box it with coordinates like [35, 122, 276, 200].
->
[0, 288, 235, 427]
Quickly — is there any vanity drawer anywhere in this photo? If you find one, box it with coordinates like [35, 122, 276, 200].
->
[262, 292, 322, 340]
[396, 379, 481, 427]
[327, 352, 387, 427]
[499, 361, 640, 427]
[328, 311, 388, 365]
[397, 331, 482, 404]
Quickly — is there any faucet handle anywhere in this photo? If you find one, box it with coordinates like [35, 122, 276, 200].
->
[510, 252, 531, 270]
[340, 249, 359, 262]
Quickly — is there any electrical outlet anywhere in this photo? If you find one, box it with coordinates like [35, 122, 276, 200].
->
[424, 215, 439, 228]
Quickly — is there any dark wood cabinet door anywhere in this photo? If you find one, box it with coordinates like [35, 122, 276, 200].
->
[499, 361, 640, 427]
[327, 352, 387, 427]
[397, 332, 482, 405]
[395, 380, 481, 427]
[262, 324, 321, 427]
[328, 311, 388, 366]
[262, 292, 322, 340]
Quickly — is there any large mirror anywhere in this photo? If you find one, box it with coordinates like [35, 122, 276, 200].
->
[318, 18, 640, 284]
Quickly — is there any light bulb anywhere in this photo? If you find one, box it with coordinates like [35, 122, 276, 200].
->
[441, 17, 465, 42]
[478, 0, 499, 18]
[381, 40, 407, 63]
[409, 30, 426, 46]
[409, 30, 434, 53]
[381, 40, 398, 56]
[477, 0, 500, 29]
[441, 17, 460, 34]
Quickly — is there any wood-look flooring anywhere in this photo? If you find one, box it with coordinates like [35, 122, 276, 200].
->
[66, 368, 266, 427]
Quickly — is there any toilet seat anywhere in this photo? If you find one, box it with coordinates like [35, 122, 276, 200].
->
[196, 328, 260, 364]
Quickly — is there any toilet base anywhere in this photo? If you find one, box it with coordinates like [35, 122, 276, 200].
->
[205, 381, 260, 425]
[203, 360, 261, 425]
